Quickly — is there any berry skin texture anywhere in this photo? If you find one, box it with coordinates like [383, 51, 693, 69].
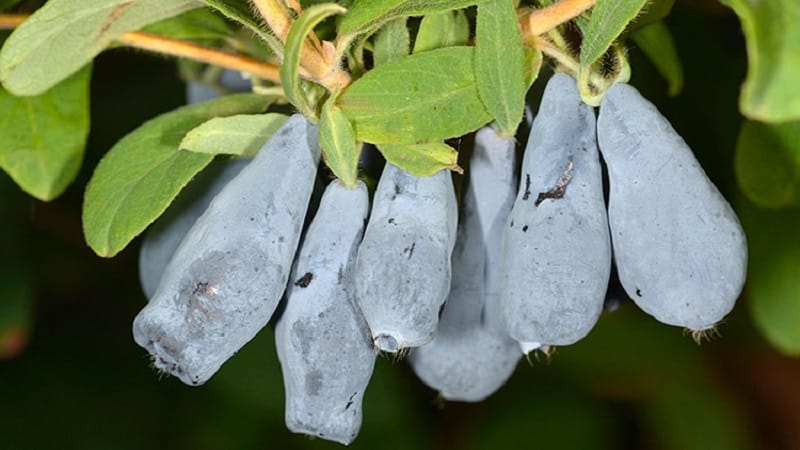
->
[275, 180, 376, 445]
[409, 127, 520, 402]
[132, 114, 320, 386]
[138, 159, 249, 299]
[597, 83, 747, 330]
[501, 73, 612, 346]
[355, 164, 458, 352]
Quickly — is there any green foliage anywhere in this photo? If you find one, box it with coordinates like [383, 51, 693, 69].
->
[372, 18, 410, 67]
[0, 65, 91, 201]
[630, 21, 683, 96]
[180, 112, 288, 157]
[474, 0, 526, 137]
[413, 10, 469, 53]
[625, 0, 674, 31]
[579, 0, 648, 69]
[82, 94, 272, 257]
[140, 7, 233, 41]
[735, 120, 800, 209]
[0, 0, 201, 96]
[719, 0, 800, 122]
[281, 3, 347, 118]
[319, 95, 359, 187]
[339, 46, 490, 144]
[201, 0, 281, 53]
[739, 198, 800, 356]
[376, 141, 459, 176]
[337, 0, 478, 37]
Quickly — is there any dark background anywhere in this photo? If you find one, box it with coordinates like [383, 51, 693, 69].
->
[1, 2, 799, 449]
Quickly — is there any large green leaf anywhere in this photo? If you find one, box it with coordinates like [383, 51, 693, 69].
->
[83, 93, 273, 257]
[630, 21, 683, 96]
[201, 0, 281, 52]
[0, 65, 91, 201]
[338, 46, 491, 144]
[719, 0, 800, 122]
[337, 0, 478, 37]
[319, 97, 359, 187]
[413, 10, 469, 53]
[625, 0, 675, 31]
[474, 0, 525, 137]
[738, 197, 800, 356]
[579, 0, 648, 68]
[735, 120, 800, 209]
[180, 113, 288, 157]
[372, 18, 410, 67]
[0, 0, 201, 96]
[376, 142, 459, 176]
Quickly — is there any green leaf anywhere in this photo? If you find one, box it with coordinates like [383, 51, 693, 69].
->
[319, 97, 359, 187]
[0, 267, 32, 360]
[201, 0, 283, 56]
[180, 112, 288, 157]
[338, 46, 491, 144]
[735, 120, 800, 209]
[82, 93, 272, 257]
[373, 18, 410, 67]
[630, 21, 683, 96]
[626, 0, 675, 31]
[738, 197, 800, 356]
[337, 0, 478, 37]
[475, 0, 525, 137]
[580, 0, 648, 68]
[376, 142, 459, 176]
[0, 65, 91, 201]
[719, 0, 800, 122]
[413, 10, 469, 53]
[523, 45, 543, 89]
[0, 0, 202, 96]
[140, 7, 232, 41]
[281, 3, 347, 118]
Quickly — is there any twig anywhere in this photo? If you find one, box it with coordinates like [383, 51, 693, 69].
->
[0, 14, 281, 84]
[117, 32, 281, 83]
[520, 0, 597, 37]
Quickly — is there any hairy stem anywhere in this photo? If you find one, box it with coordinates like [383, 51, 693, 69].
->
[520, 0, 597, 37]
[117, 32, 281, 83]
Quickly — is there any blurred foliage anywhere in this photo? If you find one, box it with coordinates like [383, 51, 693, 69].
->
[1, 2, 799, 450]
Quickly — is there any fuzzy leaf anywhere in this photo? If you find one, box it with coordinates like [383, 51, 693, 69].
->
[82, 93, 272, 257]
[338, 46, 491, 144]
[319, 97, 359, 187]
[180, 112, 288, 157]
[373, 18, 410, 67]
[0, 0, 201, 96]
[413, 10, 469, 53]
[475, 0, 525, 136]
[377, 141, 459, 176]
[338, 0, 478, 37]
[0, 65, 91, 200]
[580, 0, 648, 68]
